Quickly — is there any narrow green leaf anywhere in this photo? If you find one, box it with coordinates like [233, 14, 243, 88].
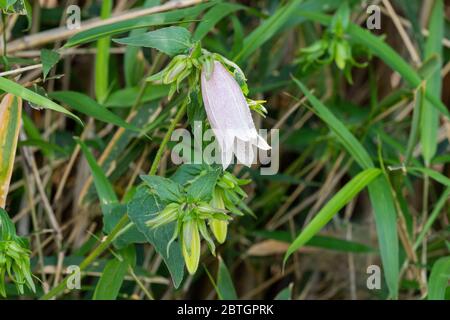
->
[64, 3, 213, 47]
[40, 49, 60, 81]
[420, 0, 443, 165]
[50, 91, 140, 132]
[104, 84, 169, 108]
[284, 168, 381, 264]
[0, 77, 81, 124]
[293, 78, 373, 168]
[114, 26, 193, 57]
[275, 283, 293, 300]
[193, 2, 245, 41]
[293, 78, 399, 298]
[77, 138, 118, 207]
[409, 167, 450, 187]
[93, 246, 136, 300]
[428, 257, 450, 300]
[367, 176, 399, 298]
[0, 94, 21, 208]
[217, 256, 237, 300]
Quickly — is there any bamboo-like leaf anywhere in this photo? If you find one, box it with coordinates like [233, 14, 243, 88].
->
[293, 78, 373, 168]
[409, 167, 450, 187]
[0, 77, 81, 124]
[293, 78, 399, 298]
[284, 168, 381, 263]
[77, 138, 118, 208]
[216, 256, 237, 300]
[40, 49, 61, 81]
[114, 26, 193, 57]
[428, 257, 450, 300]
[193, 2, 245, 41]
[50, 91, 140, 132]
[0, 94, 22, 208]
[420, 0, 443, 165]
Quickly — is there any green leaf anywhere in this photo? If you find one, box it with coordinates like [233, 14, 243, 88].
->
[233, 0, 336, 63]
[0, 94, 21, 209]
[103, 204, 146, 249]
[123, 0, 160, 87]
[127, 187, 185, 288]
[40, 49, 60, 81]
[420, 0, 443, 165]
[104, 84, 169, 108]
[50, 91, 140, 132]
[185, 167, 220, 202]
[293, 78, 373, 168]
[64, 3, 213, 47]
[193, 2, 245, 41]
[140, 175, 184, 203]
[0, 77, 81, 124]
[76, 138, 118, 207]
[0, 208, 16, 240]
[274, 283, 293, 300]
[293, 78, 399, 298]
[367, 176, 399, 298]
[255, 230, 376, 253]
[409, 167, 450, 187]
[113, 26, 193, 57]
[428, 257, 450, 300]
[93, 246, 136, 300]
[284, 168, 381, 263]
[216, 256, 237, 300]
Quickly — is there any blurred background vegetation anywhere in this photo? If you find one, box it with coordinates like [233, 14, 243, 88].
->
[0, 0, 449, 300]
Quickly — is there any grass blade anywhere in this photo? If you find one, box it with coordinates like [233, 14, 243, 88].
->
[0, 77, 81, 124]
[0, 94, 21, 208]
[428, 257, 450, 300]
[217, 256, 237, 300]
[50, 91, 140, 132]
[284, 168, 381, 264]
[77, 138, 118, 207]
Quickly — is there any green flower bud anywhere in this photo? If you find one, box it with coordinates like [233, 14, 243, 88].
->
[146, 203, 179, 228]
[164, 59, 187, 84]
[182, 220, 201, 275]
[209, 189, 228, 244]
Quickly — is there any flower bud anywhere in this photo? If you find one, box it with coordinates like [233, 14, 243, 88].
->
[146, 203, 179, 228]
[182, 220, 201, 275]
[163, 59, 187, 84]
[209, 189, 228, 244]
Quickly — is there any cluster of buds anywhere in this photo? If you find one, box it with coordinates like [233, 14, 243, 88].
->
[295, 3, 367, 82]
[209, 172, 252, 244]
[146, 199, 230, 275]
[0, 209, 35, 297]
[147, 42, 253, 103]
[145, 172, 251, 275]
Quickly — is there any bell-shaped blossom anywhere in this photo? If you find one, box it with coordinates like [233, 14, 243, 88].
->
[201, 61, 270, 169]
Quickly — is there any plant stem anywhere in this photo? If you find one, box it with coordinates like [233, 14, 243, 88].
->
[41, 96, 188, 300]
[40, 214, 129, 300]
[149, 100, 187, 175]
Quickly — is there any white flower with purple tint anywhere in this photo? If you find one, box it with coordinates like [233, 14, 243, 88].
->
[201, 61, 270, 169]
